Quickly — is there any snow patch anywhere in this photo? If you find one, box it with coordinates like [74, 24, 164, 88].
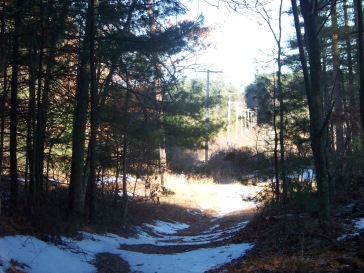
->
[145, 220, 189, 234]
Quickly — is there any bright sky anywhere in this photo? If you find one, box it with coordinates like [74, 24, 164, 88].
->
[183, 0, 292, 90]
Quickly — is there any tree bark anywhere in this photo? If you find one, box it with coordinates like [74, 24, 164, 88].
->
[148, 0, 167, 187]
[331, 1, 344, 156]
[273, 77, 280, 202]
[121, 74, 132, 219]
[291, 0, 311, 100]
[69, 1, 92, 216]
[276, 0, 286, 206]
[27, 35, 37, 213]
[343, 0, 355, 149]
[9, 0, 23, 213]
[0, 0, 8, 191]
[256, 0, 284, 203]
[121, 133, 129, 219]
[299, 0, 331, 228]
[86, 0, 97, 223]
[358, 0, 364, 131]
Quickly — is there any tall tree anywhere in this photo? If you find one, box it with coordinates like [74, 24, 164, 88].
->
[148, 0, 167, 187]
[68, 0, 209, 218]
[9, 0, 24, 213]
[69, 1, 92, 216]
[276, 0, 285, 204]
[340, 0, 355, 160]
[246, 0, 286, 203]
[331, 0, 344, 157]
[358, 0, 364, 131]
[0, 0, 8, 189]
[297, 0, 331, 227]
[27, 26, 37, 213]
[86, 0, 98, 223]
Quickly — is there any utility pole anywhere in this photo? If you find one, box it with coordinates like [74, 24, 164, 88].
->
[227, 92, 240, 147]
[205, 71, 210, 163]
[196, 69, 222, 163]
[227, 92, 231, 147]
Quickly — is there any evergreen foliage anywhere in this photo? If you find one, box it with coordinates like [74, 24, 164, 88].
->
[1, 0, 364, 229]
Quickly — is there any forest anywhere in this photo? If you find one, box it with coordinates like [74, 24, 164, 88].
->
[1, 0, 364, 272]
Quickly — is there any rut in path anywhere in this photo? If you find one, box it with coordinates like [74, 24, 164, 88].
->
[119, 207, 255, 255]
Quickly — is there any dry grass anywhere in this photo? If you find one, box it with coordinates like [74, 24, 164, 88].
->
[159, 173, 259, 216]
[161, 174, 217, 212]
[0, 172, 259, 239]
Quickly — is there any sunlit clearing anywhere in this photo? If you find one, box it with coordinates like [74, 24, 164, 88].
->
[161, 173, 263, 216]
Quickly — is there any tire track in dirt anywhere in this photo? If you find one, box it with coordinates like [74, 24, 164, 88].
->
[121, 206, 256, 255]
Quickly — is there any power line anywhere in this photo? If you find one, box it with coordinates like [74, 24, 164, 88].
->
[195, 69, 223, 163]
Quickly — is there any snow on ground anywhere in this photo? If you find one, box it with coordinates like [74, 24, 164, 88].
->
[355, 218, 364, 229]
[338, 217, 364, 241]
[0, 223, 253, 273]
[3, 180, 364, 273]
[215, 184, 263, 217]
[198, 184, 263, 217]
[138, 220, 249, 246]
[145, 220, 189, 234]
[0, 183, 262, 273]
[3, 216, 364, 273]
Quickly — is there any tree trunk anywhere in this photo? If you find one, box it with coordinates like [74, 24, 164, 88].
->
[27, 36, 37, 213]
[358, 0, 364, 131]
[273, 79, 280, 202]
[276, 0, 286, 206]
[121, 77, 132, 219]
[343, 0, 354, 151]
[69, 1, 92, 216]
[38, 32, 57, 198]
[121, 134, 129, 219]
[86, 0, 97, 223]
[148, 0, 167, 187]
[0, 0, 8, 190]
[291, 0, 310, 99]
[257, 0, 284, 203]
[299, 0, 330, 228]
[9, 0, 23, 213]
[331, 1, 344, 157]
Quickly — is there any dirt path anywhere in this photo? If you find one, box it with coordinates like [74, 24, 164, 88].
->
[117, 182, 261, 260]
[122, 206, 256, 255]
[92, 200, 258, 273]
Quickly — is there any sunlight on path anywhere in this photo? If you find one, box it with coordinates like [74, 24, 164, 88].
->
[198, 184, 263, 217]
[0, 179, 263, 273]
[164, 175, 264, 216]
